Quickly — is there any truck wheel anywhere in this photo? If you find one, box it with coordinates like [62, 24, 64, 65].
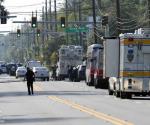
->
[142, 93, 147, 97]
[108, 88, 113, 95]
[115, 91, 120, 98]
[127, 93, 132, 99]
[120, 92, 126, 99]
[88, 82, 92, 86]
[134, 93, 140, 96]
[88, 78, 93, 86]
[86, 82, 89, 86]
[94, 79, 99, 89]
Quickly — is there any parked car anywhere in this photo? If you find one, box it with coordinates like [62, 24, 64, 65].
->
[16, 63, 23, 67]
[16, 66, 27, 79]
[0, 64, 7, 73]
[0, 67, 2, 74]
[77, 65, 86, 81]
[6, 63, 17, 75]
[10, 65, 17, 76]
[33, 67, 49, 81]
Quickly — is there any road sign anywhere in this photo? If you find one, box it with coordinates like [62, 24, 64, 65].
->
[65, 27, 89, 32]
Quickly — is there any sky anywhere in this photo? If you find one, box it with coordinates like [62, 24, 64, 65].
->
[0, 0, 63, 34]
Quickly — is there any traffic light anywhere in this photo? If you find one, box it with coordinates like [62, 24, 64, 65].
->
[60, 17, 65, 28]
[17, 29, 21, 37]
[37, 29, 40, 37]
[1, 10, 7, 24]
[102, 16, 108, 26]
[31, 16, 37, 28]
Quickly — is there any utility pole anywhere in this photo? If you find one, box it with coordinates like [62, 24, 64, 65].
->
[49, 0, 52, 31]
[36, 11, 40, 58]
[92, 0, 97, 43]
[65, 0, 69, 44]
[78, 0, 82, 46]
[116, 0, 121, 36]
[42, 6, 45, 57]
[148, 0, 150, 27]
[27, 27, 30, 60]
[45, 0, 48, 39]
[54, 0, 57, 31]
[73, 0, 78, 45]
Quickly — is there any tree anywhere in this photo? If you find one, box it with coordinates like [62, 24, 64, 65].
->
[50, 52, 58, 65]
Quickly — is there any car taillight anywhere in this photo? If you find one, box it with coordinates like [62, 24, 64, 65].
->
[90, 68, 95, 75]
[96, 69, 103, 77]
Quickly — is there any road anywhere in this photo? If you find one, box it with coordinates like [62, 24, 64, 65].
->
[0, 74, 150, 125]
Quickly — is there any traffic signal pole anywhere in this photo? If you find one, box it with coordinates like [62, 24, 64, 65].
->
[65, 0, 69, 44]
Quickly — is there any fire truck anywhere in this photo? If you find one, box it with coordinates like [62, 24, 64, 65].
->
[56, 45, 83, 80]
[104, 28, 150, 99]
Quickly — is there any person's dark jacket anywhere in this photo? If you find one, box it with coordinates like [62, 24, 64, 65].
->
[25, 69, 35, 82]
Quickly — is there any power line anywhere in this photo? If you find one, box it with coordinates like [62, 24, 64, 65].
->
[9, 12, 42, 14]
[95, 0, 102, 15]
[6, 3, 44, 8]
[110, 28, 117, 36]
[116, 17, 137, 21]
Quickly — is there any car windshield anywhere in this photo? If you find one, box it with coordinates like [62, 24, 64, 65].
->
[18, 67, 26, 70]
[80, 66, 86, 70]
[35, 67, 47, 71]
[1, 64, 6, 67]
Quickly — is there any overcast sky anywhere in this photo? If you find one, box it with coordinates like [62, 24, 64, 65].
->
[0, 0, 63, 33]
[0, 0, 64, 34]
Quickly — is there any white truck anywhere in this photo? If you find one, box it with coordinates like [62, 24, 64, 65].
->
[104, 28, 150, 99]
[86, 44, 104, 87]
[56, 45, 83, 80]
[103, 38, 119, 94]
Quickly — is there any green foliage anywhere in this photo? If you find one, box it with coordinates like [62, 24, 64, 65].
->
[4, 0, 150, 65]
[50, 52, 58, 65]
[34, 0, 150, 65]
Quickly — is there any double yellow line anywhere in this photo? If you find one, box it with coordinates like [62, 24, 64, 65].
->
[48, 96, 134, 125]
[34, 84, 134, 125]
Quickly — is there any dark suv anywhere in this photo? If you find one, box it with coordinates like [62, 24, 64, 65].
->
[6, 63, 17, 76]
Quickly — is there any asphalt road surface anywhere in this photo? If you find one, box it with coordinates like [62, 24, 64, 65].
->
[0, 74, 150, 125]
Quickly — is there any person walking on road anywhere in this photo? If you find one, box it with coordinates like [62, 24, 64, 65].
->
[25, 67, 35, 95]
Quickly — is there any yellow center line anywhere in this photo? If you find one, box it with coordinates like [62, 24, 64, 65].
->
[32, 84, 134, 125]
[48, 96, 134, 125]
